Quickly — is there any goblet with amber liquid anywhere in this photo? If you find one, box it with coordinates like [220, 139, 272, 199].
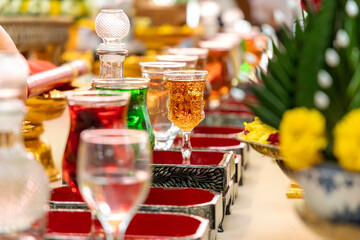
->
[165, 70, 208, 165]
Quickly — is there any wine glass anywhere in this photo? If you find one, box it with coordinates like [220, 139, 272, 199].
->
[164, 70, 208, 165]
[166, 48, 212, 105]
[139, 61, 186, 150]
[167, 48, 209, 70]
[77, 129, 152, 240]
[156, 55, 198, 69]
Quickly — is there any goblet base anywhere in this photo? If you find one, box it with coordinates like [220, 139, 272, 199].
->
[154, 139, 175, 150]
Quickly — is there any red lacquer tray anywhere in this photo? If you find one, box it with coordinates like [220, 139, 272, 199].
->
[49, 186, 220, 238]
[49, 186, 87, 209]
[193, 125, 244, 137]
[172, 136, 248, 185]
[201, 112, 254, 128]
[141, 187, 222, 233]
[46, 211, 210, 240]
[152, 150, 235, 193]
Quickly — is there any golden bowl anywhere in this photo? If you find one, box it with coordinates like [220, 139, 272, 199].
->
[23, 90, 67, 181]
[237, 132, 281, 159]
[25, 90, 67, 123]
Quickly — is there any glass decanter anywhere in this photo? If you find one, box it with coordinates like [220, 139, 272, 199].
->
[0, 51, 49, 238]
[92, 10, 155, 148]
[95, 9, 130, 79]
[0, 98, 49, 238]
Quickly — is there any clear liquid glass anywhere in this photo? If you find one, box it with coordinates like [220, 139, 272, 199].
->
[77, 129, 152, 240]
[139, 62, 186, 150]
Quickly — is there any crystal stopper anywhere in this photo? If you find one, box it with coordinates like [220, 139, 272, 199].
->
[95, 9, 130, 50]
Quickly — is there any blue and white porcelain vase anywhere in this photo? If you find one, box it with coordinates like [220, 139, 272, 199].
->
[297, 164, 360, 224]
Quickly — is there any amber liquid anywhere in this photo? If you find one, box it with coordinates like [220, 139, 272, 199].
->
[167, 80, 205, 132]
[205, 49, 233, 101]
[196, 58, 207, 70]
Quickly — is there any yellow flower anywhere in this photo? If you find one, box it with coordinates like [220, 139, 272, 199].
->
[334, 109, 360, 171]
[243, 117, 278, 144]
[280, 108, 327, 170]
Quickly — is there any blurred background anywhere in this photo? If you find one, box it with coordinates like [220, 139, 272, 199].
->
[0, 0, 295, 79]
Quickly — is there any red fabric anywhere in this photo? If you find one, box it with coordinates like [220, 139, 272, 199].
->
[27, 59, 57, 75]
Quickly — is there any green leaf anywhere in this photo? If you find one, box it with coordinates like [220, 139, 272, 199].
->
[267, 59, 293, 91]
[249, 105, 282, 129]
[251, 84, 288, 117]
[295, 0, 337, 108]
[272, 43, 294, 77]
[279, 28, 296, 60]
[347, 57, 360, 97]
[261, 72, 291, 106]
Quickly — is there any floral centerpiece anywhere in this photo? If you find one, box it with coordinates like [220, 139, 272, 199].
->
[247, 0, 360, 223]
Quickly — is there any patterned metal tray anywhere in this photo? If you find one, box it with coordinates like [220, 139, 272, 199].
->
[48, 186, 220, 237]
[140, 187, 222, 233]
[152, 150, 235, 193]
[218, 179, 235, 233]
[172, 136, 248, 186]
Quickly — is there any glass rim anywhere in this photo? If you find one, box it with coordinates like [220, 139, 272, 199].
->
[156, 55, 198, 62]
[167, 48, 209, 58]
[65, 90, 130, 103]
[100, 9, 125, 14]
[80, 128, 149, 145]
[139, 61, 186, 68]
[198, 40, 233, 50]
[164, 70, 208, 76]
[92, 77, 150, 89]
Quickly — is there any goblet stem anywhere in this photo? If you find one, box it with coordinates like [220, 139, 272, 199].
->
[181, 131, 192, 165]
[100, 219, 123, 240]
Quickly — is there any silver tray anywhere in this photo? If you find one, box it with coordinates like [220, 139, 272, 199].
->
[152, 150, 236, 193]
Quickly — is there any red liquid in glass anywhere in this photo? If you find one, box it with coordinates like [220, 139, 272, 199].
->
[62, 104, 128, 196]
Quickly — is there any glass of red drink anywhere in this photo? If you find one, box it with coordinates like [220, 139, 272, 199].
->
[63, 91, 130, 196]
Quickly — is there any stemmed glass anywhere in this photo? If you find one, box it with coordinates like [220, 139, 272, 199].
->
[164, 70, 208, 165]
[139, 62, 186, 150]
[167, 48, 209, 70]
[77, 129, 152, 240]
[156, 55, 198, 69]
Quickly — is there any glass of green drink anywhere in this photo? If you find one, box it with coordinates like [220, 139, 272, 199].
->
[92, 77, 154, 148]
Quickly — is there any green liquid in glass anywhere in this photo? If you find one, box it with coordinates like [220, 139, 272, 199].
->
[95, 87, 155, 148]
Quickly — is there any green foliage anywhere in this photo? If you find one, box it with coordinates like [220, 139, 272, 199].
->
[251, 0, 360, 139]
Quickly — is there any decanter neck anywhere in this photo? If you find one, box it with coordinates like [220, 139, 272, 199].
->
[0, 98, 25, 148]
[97, 49, 128, 78]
